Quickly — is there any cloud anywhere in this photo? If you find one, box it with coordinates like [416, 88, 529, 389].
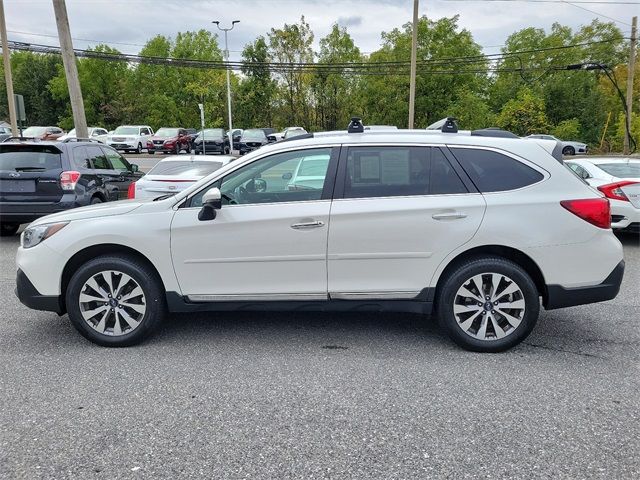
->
[337, 16, 363, 28]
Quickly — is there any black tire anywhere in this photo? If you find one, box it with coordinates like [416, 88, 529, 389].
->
[562, 146, 575, 156]
[175, 143, 180, 155]
[90, 196, 103, 205]
[66, 254, 166, 347]
[0, 223, 20, 236]
[436, 256, 539, 352]
[149, 150, 155, 155]
[135, 143, 142, 154]
[224, 147, 230, 155]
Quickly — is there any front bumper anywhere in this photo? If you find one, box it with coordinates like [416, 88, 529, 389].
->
[110, 142, 137, 150]
[15, 269, 64, 314]
[544, 260, 625, 309]
[194, 143, 225, 153]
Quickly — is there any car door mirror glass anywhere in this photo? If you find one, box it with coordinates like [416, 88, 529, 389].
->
[130, 163, 139, 173]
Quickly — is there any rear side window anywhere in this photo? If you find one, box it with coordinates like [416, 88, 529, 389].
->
[451, 148, 543, 192]
[344, 146, 467, 198]
[0, 145, 62, 171]
[86, 146, 111, 170]
[596, 163, 640, 178]
[73, 146, 91, 169]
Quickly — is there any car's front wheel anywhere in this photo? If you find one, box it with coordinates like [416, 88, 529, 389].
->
[66, 255, 166, 347]
[436, 256, 539, 352]
[0, 222, 20, 236]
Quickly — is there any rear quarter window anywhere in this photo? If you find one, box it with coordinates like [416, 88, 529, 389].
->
[451, 148, 544, 192]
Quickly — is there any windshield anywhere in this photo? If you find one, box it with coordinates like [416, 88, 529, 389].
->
[114, 126, 139, 135]
[597, 163, 640, 178]
[148, 160, 224, 177]
[241, 130, 266, 141]
[155, 128, 180, 137]
[0, 145, 62, 171]
[197, 129, 224, 140]
[23, 127, 47, 137]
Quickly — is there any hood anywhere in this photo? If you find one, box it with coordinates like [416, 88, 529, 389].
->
[151, 135, 177, 142]
[30, 199, 148, 226]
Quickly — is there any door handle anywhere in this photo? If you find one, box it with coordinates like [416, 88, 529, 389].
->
[432, 212, 467, 220]
[291, 220, 325, 230]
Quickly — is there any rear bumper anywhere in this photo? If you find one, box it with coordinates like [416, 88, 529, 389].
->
[544, 260, 625, 309]
[0, 196, 81, 224]
[15, 269, 64, 314]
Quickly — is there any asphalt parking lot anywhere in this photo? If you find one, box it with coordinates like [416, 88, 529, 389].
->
[1, 229, 639, 478]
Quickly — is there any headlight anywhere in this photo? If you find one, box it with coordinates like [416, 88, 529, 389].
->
[21, 222, 69, 249]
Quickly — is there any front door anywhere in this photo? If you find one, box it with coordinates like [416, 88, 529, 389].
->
[170, 146, 339, 300]
[327, 145, 486, 299]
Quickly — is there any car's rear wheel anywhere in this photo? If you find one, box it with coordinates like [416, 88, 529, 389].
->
[175, 143, 180, 155]
[562, 146, 575, 155]
[66, 255, 166, 347]
[0, 222, 20, 236]
[436, 256, 539, 352]
[135, 143, 142, 154]
[90, 196, 103, 205]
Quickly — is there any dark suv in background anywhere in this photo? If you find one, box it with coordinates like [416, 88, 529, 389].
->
[193, 128, 231, 155]
[0, 139, 142, 236]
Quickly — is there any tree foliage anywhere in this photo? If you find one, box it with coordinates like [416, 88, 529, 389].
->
[0, 17, 635, 151]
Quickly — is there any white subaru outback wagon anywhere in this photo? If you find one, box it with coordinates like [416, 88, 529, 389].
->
[16, 120, 625, 352]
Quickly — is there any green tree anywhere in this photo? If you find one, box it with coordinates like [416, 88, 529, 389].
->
[236, 36, 277, 128]
[361, 15, 487, 128]
[497, 87, 550, 135]
[447, 88, 495, 130]
[312, 24, 362, 131]
[269, 16, 315, 129]
[552, 118, 581, 140]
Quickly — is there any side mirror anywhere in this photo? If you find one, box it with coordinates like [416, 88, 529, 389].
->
[282, 172, 292, 180]
[267, 135, 277, 143]
[130, 164, 139, 173]
[198, 187, 222, 221]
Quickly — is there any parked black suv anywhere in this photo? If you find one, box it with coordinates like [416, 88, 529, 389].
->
[0, 139, 142, 236]
[193, 128, 231, 155]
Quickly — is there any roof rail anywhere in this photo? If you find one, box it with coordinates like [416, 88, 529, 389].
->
[61, 137, 102, 143]
[277, 133, 314, 143]
[2, 136, 39, 143]
[470, 128, 519, 139]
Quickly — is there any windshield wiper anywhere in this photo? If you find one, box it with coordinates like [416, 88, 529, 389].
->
[153, 193, 176, 201]
[13, 166, 47, 171]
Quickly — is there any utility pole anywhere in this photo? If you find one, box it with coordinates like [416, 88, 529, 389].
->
[0, 0, 18, 136]
[623, 16, 637, 155]
[408, 0, 419, 129]
[52, 0, 87, 138]
[213, 20, 239, 153]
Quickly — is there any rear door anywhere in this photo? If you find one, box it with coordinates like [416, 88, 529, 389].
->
[327, 145, 486, 299]
[0, 144, 64, 206]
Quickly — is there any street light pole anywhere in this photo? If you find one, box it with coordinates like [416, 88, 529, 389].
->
[213, 20, 239, 154]
[408, 0, 419, 129]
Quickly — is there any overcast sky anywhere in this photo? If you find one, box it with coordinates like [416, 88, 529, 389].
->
[4, 0, 636, 60]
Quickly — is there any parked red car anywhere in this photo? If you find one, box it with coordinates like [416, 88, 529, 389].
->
[148, 128, 191, 154]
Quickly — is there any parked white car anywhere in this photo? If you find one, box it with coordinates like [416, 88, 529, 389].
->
[565, 157, 640, 233]
[59, 127, 109, 143]
[106, 125, 154, 154]
[15, 123, 624, 351]
[130, 155, 234, 199]
[525, 134, 587, 155]
[283, 127, 307, 140]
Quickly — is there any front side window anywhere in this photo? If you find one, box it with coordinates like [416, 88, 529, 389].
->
[102, 147, 130, 171]
[191, 148, 333, 207]
[87, 146, 111, 170]
[451, 148, 544, 193]
[343, 146, 467, 199]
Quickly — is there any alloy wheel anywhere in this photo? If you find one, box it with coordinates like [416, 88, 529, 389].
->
[78, 270, 146, 336]
[453, 272, 526, 341]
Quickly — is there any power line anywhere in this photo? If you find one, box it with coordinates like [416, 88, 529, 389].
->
[558, 0, 633, 26]
[446, 0, 639, 3]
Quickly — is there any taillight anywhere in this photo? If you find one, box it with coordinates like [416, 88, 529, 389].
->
[60, 171, 81, 191]
[560, 198, 611, 229]
[597, 181, 638, 202]
[127, 182, 136, 199]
